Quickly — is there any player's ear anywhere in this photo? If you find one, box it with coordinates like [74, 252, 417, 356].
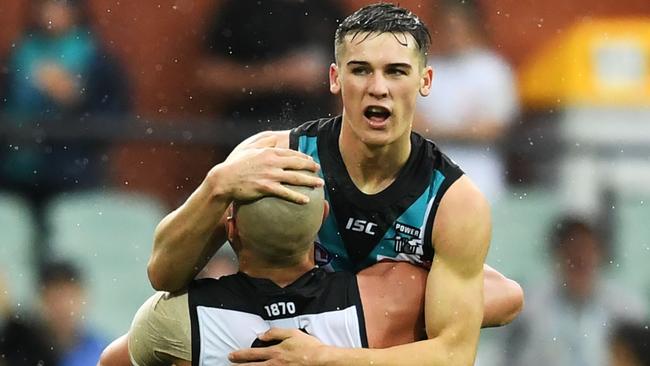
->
[419, 65, 433, 97]
[322, 200, 330, 223]
[226, 205, 238, 244]
[329, 63, 341, 95]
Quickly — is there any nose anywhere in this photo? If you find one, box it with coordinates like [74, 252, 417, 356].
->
[367, 73, 388, 99]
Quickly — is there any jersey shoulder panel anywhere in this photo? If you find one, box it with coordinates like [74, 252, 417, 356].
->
[289, 116, 340, 150]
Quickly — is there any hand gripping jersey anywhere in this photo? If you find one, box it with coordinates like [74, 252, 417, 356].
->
[290, 116, 464, 272]
[189, 268, 368, 366]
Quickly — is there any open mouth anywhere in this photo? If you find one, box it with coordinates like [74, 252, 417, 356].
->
[363, 106, 391, 123]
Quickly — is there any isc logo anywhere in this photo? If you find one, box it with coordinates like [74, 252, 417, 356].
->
[345, 218, 377, 235]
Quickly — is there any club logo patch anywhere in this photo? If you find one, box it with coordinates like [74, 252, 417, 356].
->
[392, 222, 424, 256]
[314, 241, 332, 266]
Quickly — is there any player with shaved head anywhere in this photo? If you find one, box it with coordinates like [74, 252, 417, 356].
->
[99, 175, 429, 366]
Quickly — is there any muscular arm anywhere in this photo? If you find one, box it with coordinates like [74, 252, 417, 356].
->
[325, 176, 489, 365]
[357, 261, 521, 349]
[357, 262, 427, 348]
[148, 131, 323, 291]
[483, 264, 524, 327]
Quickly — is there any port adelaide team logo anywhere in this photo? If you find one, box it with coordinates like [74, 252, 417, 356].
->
[391, 221, 424, 256]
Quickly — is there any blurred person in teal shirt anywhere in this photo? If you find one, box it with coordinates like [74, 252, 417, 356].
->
[0, 0, 130, 262]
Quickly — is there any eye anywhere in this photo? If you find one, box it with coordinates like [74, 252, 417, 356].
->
[387, 68, 408, 76]
[351, 67, 370, 75]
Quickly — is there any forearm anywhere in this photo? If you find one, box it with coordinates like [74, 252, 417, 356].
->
[321, 338, 475, 366]
[482, 265, 524, 327]
[148, 167, 231, 291]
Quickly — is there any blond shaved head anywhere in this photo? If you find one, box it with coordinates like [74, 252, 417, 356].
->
[233, 172, 324, 266]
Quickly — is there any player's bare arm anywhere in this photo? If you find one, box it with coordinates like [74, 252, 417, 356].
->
[147, 130, 323, 292]
[357, 262, 427, 348]
[229, 176, 490, 365]
[483, 263, 524, 327]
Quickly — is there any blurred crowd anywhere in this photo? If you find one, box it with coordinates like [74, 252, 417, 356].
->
[1, 0, 650, 365]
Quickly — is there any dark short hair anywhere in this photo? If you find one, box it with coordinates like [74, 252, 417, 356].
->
[334, 3, 431, 65]
[39, 259, 82, 288]
[549, 215, 600, 252]
[613, 321, 650, 366]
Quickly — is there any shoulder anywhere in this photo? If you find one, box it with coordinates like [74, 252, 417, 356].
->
[191, 273, 239, 291]
[601, 280, 649, 320]
[291, 116, 340, 136]
[432, 176, 491, 266]
[289, 116, 341, 149]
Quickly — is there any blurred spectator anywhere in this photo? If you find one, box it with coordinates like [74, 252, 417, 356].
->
[0, 274, 9, 320]
[196, 0, 342, 135]
[0, 0, 130, 262]
[610, 321, 650, 366]
[38, 260, 106, 366]
[415, 0, 518, 201]
[196, 243, 238, 280]
[0, 271, 56, 366]
[501, 216, 648, 366]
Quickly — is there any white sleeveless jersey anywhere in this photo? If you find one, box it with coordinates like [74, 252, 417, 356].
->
[188, 268, 368, 366]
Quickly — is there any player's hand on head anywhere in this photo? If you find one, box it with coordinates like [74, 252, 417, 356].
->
[229, 328, 327, 365]
[215, 146, 323, 204]
[229, 132, 283, 155]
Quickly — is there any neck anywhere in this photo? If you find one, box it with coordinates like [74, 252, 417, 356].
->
[238, 249, 315, 287]
[339, 119, 412, 195]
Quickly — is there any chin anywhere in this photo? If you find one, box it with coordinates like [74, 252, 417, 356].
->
[357, 130, 397, 147]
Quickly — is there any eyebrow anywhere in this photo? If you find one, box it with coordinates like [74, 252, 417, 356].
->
[346, 61, 413, 70]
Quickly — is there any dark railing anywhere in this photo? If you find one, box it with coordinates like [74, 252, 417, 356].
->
[0, 114, 263, 146]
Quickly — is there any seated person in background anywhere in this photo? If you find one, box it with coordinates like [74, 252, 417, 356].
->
[39, 260, 107, 366]
[610, 320, 650, 366]
[196, 0, 343, 133]
[0, 0, 130, 261]
[0, 271, 56, 366]
[414, 0, 518, 201]
[502, 216, 648, 366]
[1, 261, 106, 366]
[99, 178, 429, 365]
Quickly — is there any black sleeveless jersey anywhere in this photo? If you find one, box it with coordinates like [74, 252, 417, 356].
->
[290, 116, 464, 272]
[188, 268, 367, 365]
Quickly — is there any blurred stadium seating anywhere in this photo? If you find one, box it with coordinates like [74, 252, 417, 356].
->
[46, 190, 166, 338]
[487, 188, 562, 287]
[0, 192, 36, 310]
[611, 192, 650, 306]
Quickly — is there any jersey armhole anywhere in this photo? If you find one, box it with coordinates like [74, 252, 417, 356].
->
[422, 171, 465, 262]
[289, 128, 300, 151]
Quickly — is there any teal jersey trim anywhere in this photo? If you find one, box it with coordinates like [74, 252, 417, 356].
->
[298, 135, 321, 166]
[362, 170, 446, 270]
[298, 134, 348, 271]
[292, 117, 463, 273]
